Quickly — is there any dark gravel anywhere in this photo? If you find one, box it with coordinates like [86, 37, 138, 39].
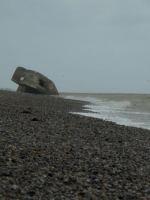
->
[0, 90, 150, 200]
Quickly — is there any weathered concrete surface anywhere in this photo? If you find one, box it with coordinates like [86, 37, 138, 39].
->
[11, 66, 59, 95]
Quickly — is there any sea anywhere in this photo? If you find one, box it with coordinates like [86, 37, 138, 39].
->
[60, 93, 150, 130]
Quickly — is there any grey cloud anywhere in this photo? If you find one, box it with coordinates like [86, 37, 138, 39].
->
[0, 0, 150, 93]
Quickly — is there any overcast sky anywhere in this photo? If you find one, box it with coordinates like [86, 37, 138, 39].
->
[0, 0, 150, 93]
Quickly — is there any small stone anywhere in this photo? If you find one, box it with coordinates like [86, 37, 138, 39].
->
[21, 110, 32, 114]
[11, 184, 19, 190]
[23, 195, 33, 200]
[101, 191, 106, 198]
[31, 117, 39, 121]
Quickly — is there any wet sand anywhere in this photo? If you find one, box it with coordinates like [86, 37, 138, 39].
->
[0, 90, 150, 199]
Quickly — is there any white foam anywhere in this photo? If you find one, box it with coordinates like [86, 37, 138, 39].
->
[83, 105, 150, 116]
[71, 111, 150, 130]
[65, 94, 150, 130]
[65, 95, 131, 108]
[65, 95, 102, 104]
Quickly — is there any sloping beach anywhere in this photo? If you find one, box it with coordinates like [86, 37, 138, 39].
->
[0, 90, 150, 199]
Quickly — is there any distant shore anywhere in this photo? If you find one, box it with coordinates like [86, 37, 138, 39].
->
[0, 90, 150, 199]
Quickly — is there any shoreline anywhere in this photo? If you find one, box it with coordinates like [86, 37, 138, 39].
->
[0, 90, 150, 199]
[61, 92, 150, 131]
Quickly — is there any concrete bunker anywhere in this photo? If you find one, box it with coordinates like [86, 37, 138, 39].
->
[11, 66, 59, 95]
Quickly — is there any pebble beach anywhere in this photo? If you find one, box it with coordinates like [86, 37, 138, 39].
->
[0, 90, 150, 200]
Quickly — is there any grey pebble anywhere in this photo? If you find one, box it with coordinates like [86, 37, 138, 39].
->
[0, 90, 150, 199]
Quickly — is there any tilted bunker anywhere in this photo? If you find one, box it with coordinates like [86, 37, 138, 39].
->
[11, 66, 59, 95]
